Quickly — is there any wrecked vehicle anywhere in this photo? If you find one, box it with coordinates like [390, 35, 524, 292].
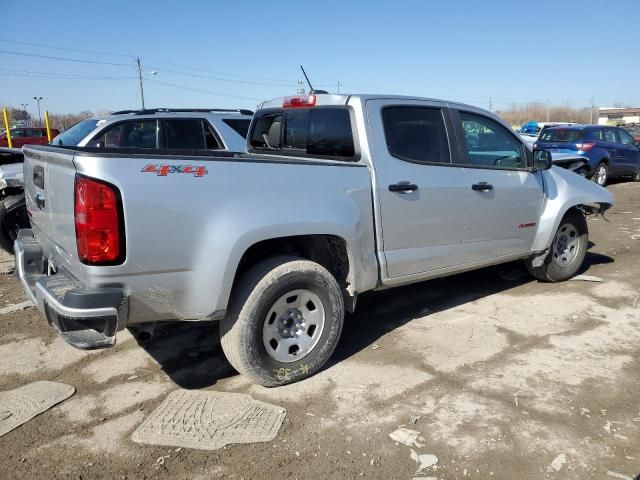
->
[16, 94, 613, 386]
[0, 147, 29, 253]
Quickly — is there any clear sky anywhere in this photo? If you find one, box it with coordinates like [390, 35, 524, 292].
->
[2, 0, 639, 115]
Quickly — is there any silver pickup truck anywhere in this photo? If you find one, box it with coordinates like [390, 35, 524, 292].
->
[16, 94, 613, 387]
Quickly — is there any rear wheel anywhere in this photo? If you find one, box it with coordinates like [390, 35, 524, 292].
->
[220, 256, 344, 387]
[632, 167, 640, 182]
[591, 162, 608, 186]
[526, 209, 588, 282]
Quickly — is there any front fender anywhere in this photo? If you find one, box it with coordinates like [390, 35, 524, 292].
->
[532, 166, 614, 252]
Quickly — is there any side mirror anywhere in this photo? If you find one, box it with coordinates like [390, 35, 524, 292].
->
[532, 149, 553, 171]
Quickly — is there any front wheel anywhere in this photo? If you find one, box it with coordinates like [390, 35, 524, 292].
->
[591, 162, 608, 187]
[220, 256, 344, 387]
[526, 210, 588, 282]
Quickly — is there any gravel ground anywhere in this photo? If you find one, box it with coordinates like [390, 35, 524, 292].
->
[1, 181, 639, 480]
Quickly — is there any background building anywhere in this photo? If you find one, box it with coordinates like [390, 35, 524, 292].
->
[598, 107, 640, 125]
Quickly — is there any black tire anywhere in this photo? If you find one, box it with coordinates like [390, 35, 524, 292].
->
[526, 209, 588, 282]
[591, 162, 608, 187]
[0, 200, 27, 254]
[220, 256, 344, 387]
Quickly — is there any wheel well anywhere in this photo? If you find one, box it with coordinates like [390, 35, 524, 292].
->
[234, 234, 353, 302]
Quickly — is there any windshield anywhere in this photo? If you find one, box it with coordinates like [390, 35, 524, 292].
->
[51, 119, 100, 146]
[539, 129, 584, 142]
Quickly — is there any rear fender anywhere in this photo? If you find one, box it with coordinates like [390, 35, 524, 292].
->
[532, 166, 614, 253]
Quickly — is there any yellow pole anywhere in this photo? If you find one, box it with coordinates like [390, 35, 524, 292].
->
[2, 109, 12, 148]
[44, 110, 52, 142]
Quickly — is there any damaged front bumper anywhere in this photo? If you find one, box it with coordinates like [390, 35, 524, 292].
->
[15, 229, 127, 349]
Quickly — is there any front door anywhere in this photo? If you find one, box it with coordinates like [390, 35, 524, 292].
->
[451, 109, 545, 263]
[617, 128, 640, 175]
[366, 100, 467, 279]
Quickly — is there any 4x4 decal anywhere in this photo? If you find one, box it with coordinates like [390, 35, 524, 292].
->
[141, 164, 208, 177]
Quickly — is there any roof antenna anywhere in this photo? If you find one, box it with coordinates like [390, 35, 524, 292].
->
[300, 65, 328, 94]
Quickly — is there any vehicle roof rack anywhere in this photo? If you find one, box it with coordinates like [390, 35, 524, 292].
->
[111, 108, 254, 116]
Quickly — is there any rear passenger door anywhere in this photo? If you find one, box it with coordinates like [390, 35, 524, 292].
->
[450, 109, 545, 263]
[366, 99, 467, 279]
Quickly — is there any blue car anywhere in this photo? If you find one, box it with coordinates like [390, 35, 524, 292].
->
[535, 125, 640, 186]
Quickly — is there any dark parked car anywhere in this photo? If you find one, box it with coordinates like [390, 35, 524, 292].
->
[535, 125, 640, 186]
[0, 127, 60, 148]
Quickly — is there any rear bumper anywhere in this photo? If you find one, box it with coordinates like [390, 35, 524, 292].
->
[15, 229, 127, 349]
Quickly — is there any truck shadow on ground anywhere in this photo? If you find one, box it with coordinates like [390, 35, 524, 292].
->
[133, 250, 613, 390]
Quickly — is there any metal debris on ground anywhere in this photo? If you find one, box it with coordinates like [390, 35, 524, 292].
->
[131, 390, 286, 450]
[410, 449, 438, 474]
[570, 274, 603, 282]
[550, 453, 567, 472]
[0, 381, 75, 437]
[607, 471, 634, 480]
[388, 427, 425, 448]
[0, 300, 34, 315]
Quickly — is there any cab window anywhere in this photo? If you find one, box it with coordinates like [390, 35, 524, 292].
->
[457, 112, 525, 169]
[249, 107, 356, 160]
[381, 106, 451, 164]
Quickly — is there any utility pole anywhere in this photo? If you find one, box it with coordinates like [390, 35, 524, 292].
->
[590, 97, 595, 124]
[297, 80, 305, 94]
[33, 96, 43, 126]
[337, 80, 340, 94]
[489, 97, 492, 111]
[136, 57, 145, 109]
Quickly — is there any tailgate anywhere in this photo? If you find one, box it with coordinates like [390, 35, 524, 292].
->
[23, 145, 81, 277]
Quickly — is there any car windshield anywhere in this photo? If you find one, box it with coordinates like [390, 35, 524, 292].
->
[51, 119, 100, 146]
[539, 129, 583, 142]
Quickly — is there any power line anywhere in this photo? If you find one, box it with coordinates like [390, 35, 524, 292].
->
[144, 78, 263, 101]
[0, 49, 134, 67]
[0, 38, 136, 58]
[0, 67, 134, 80]
[144, 64, 297, 87]
[142, 56, 300, 84]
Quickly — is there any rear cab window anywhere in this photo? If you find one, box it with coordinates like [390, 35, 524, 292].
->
[249, 107, 356, 160]
[539, 129, 584, 142]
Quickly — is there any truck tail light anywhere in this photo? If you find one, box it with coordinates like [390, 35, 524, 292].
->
[75, 174, 125, 265]
[576, 142, 596, 152]
[283, 95, 316, 108]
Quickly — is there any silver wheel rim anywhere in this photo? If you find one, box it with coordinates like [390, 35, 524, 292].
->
[595, 165, 607, 185]
[262, 289, 326, 363]
[552, 222, 580, 267]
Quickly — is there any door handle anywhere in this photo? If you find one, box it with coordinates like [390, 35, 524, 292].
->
[388, 182, 418, 193]
[472, 182, 493, 192]
[35, 192, 46, 209]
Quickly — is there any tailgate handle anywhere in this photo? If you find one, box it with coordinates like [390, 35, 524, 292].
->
[33, 166, 45, 189]
[35, 192, 46, 209]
